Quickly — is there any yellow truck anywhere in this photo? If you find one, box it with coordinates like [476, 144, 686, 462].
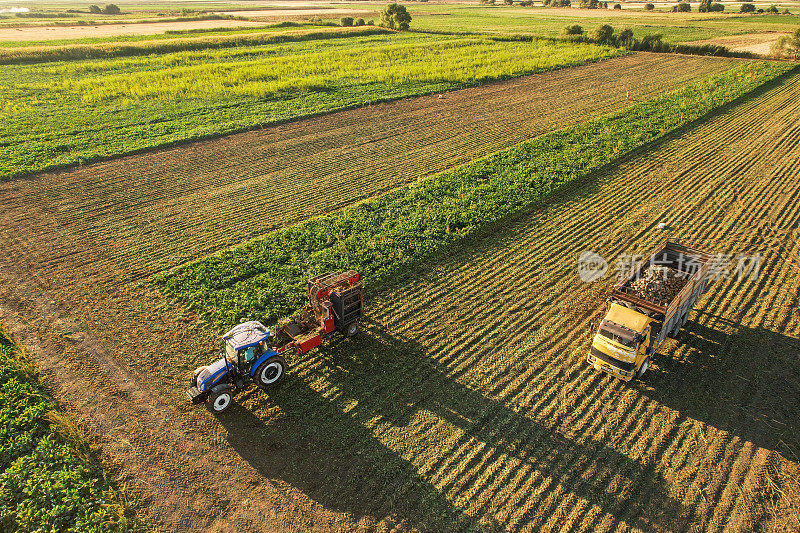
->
[588, 242, 712, 381]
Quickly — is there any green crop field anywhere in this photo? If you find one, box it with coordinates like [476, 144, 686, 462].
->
[0, 31, 620, 180]
[0, 333, 135, 532]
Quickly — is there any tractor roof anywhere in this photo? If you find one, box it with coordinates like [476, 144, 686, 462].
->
[223, 321, 272, 350]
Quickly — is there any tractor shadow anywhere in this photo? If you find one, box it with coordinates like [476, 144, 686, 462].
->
[219, 319, 686, 531]
[641, 311, 800, 460]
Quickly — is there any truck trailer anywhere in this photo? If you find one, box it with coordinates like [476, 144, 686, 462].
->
[587, 242, 713, 381]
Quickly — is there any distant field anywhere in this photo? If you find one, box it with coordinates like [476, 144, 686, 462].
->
[409, 5, 800, 42]
[0, 18, 267, 41]
[688, 31, 790, 54]
[0, 21, 330, 48]
[0, 32, 621, 180]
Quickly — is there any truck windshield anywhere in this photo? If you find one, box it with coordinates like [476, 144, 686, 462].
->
[598, 326, 637, 348]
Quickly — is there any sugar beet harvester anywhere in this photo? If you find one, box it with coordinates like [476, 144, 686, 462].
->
[587, 242, 712, 381]
[187, 271, 364, 414]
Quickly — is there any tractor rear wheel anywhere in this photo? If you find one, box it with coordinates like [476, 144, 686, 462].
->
[206, 388, 233, 414]
[256, 356, 286, 389]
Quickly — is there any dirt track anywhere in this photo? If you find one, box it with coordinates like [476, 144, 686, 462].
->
[687, 32, 789, 56]
[0, 60, 798, 530]
[0, 19, 269, 42]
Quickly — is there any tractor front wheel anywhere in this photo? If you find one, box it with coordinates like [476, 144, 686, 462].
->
[206, 388, 233, 414]
[256, 356, 286, 389]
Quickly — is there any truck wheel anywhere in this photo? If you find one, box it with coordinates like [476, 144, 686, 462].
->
[256, 356, 286, 389]
[345, 322, 360, 337]
[637, 357, 650, 379]
[206, 389, 233, 414]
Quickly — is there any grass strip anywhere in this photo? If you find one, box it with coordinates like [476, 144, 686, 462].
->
[0, 332, 136, 532]
[158, 60, 794, 329]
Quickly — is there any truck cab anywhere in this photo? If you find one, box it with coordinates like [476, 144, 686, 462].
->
[589, 303, 654, 381]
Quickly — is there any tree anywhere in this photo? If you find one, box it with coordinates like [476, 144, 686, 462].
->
[562, 24, 583, 35]
[772, 27, 800, 59]
[503, 0, 514, 5]
[340, 16, 354, 26]
[592, 24, 615, 44]
[613, 3, 621, 8]
[766, 4, 779, 12]
[88, 4, 101, 13]
[698, 0, 712, 12]
[580, 0, 599, 8]
[710, 3, 725, 11]
[356, 18, 365, 25]
[381, 3, 411, 29]
[618, 27, 634, 46]
[672, 2, 691, 11]
[740, 2, 755, 12]
[644, 2, 654, 9]
[102, 3, 120, 14]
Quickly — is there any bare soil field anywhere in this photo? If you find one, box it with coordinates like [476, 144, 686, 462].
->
[0, 19, 269, 41]
[0, 58, 797, 531]
[688, 32, 789, 56]
[214, 8, 373, 18]
[4, 54, 739, 282]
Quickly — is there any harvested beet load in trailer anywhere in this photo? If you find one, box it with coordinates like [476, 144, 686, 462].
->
[587, 242, 713, 381]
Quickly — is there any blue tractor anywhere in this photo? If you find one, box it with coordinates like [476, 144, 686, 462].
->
[187, 271, 364, 413]
[187, 321, 287, 413]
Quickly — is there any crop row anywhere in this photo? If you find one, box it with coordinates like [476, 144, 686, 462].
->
[158, 60, 795, 329]
[0, 333, 135, 531]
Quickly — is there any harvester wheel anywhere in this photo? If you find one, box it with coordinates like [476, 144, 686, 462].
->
[207, 388, 233, 414]
[256, 356, 286, 389]
[636, 357, 650, 379]
[345, 321, 360, 337]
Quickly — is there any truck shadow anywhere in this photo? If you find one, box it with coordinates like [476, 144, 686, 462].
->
[219, 319, 686, 531]
[642, 311, 800, 460]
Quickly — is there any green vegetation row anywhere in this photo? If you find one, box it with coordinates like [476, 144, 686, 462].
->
[0, 333, 135, 532]
[560, 24, 757, 58]
[0, 34, 620, 180]
[158, 61, 794, 329]
[0, 25, 386, 64]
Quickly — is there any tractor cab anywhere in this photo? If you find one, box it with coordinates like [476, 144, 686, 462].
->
[223, 320, 272, 375]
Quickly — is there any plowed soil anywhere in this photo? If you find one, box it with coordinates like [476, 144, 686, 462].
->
[0, 58, 798, 531]
[3, 53, 737, 280]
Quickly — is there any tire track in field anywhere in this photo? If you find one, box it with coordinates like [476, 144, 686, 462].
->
[305, 71, 800, 531]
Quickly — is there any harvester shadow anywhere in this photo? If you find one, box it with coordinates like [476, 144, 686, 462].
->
[220, 320, 686, 532]
[643, 311, 800, 460]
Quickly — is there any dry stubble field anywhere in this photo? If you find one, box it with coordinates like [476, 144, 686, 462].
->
[0, 55, 798, 531]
